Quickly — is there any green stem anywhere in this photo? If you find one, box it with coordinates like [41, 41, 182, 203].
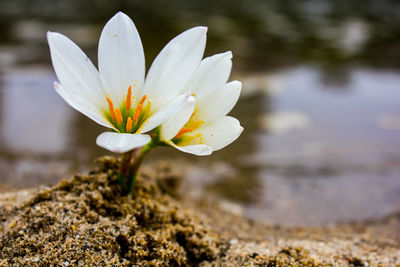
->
[119, 139, 158, 195]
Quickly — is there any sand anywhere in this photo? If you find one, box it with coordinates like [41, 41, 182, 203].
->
[1, 157, 399, 266]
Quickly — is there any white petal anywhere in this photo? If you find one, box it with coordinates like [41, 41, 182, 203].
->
[186, 51, 232, 98]
[137, 93, 192, 134]
[196, 80, 242, 122]
[191, 116, 243, 151]
[159, 96, 195, 141]
[98, 12, 145, 104]
[167, 141, 212, 156]
[54, 82, 113, 129]
[144, 26, 207, 108]
[96, 132, 151, 153]
[47, 32, 106, 107]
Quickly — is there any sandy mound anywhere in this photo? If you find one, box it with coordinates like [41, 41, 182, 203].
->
[0, 157, 219, 266]
[1, 157, 400, 266]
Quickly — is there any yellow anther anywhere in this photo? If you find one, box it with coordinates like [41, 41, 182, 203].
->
[115, 108, 123, 124]
[133, 95, 147, 123]
[174, 112, 204, 139]
[174, 127, 193, 139]
[126, 86, 132, 111]
[126, 117, 133, 132]
[106, 97, 116, 122]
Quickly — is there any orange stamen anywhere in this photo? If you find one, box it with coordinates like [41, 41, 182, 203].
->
[174, 127, 193, 139]
[126, 86, 132, 111]
[139, 94, 147, 105]
[133, 95, 147, 123]
[126, 117, 133, 132]
[115, 108, 123, 124]
[106, 97, 116, 121]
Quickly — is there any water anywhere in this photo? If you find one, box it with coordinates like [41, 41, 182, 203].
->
[0, 0, 399, 226]
[240, 67, 400, 225]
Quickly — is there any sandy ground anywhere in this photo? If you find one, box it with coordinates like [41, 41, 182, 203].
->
[1, 157, 399, 266]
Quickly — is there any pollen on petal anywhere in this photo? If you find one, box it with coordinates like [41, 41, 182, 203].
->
[115, 108, 123, 124]
[106, 97, 116, 121]
[133, 95, 147, 123]
[126, 86, 132, 111]
[126, 117, 133, 132]
[187, 120, 204, 130]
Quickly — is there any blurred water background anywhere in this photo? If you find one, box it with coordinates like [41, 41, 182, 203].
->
[0, 0, 399, 225]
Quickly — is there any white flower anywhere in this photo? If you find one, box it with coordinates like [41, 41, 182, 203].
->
[159, 51, 243, 156]
[47, 12, 207, 153]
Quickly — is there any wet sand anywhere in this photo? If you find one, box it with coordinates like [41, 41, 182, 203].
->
[1, 157, 399, 266]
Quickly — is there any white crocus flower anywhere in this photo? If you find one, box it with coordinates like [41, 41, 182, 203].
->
[47, 12, 207, 153]
[159, 51, 243, 156]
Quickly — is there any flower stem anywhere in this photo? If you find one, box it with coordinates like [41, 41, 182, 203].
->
[118, 139, 158, 195]
[119, 150, 134, 177]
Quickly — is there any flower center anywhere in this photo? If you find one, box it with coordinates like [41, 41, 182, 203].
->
[105, 86, 148, 133]
[174, 127, 193, 139]
[173, 111, 204, 140]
